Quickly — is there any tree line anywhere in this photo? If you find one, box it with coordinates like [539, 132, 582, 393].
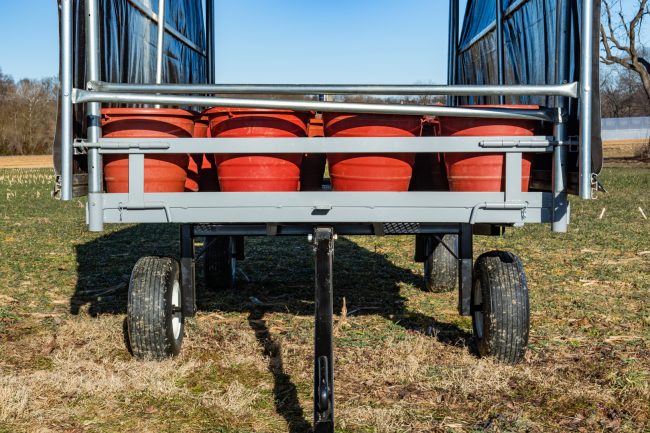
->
[0, 68, 59, 155]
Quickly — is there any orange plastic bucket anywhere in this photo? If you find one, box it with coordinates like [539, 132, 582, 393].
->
[323, 113, 421, 191]
[102, 108, 193, 193]
[204, 108, 310, 192]
[439, 105, 540, 192]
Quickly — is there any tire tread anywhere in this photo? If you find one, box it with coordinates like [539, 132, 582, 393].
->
[127, 256, 182, 360]
[424, 234, 459, 293]
[474, 251, 529, 364]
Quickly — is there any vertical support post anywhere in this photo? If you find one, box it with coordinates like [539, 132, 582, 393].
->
[552, 0, 571, 232]
[86, 0, 104, 231]
[127, 154, 145, 206]
[312, 227, 334, 433]
[180, 224, 196, 317]
[458, 223, 473, 316]
[447, 0, 459, 106]
[496, 0, 505, 104]
[579, 0, 594, 199]
[60, 0, 74, 201]
[504, 152, 523, 203]
[205, 0, 215, 84]
[155, 0, 166, 85]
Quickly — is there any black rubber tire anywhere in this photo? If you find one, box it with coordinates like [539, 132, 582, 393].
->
[203, 236, 235, 290]
[127, 256, 184, 360]
[423, 234, 459, 292]
[472, 251, 529, 364]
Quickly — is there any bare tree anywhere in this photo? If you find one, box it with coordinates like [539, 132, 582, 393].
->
[600, 66, 650, 117]
[0, 70, 58, 155]
[600, 0, 650, 104]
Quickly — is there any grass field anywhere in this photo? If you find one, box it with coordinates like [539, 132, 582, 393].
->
[0, 167, 648, 432]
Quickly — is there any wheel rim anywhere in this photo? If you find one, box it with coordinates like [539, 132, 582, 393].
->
[472, 279, 484, 339]
[171, 279, 182, 340]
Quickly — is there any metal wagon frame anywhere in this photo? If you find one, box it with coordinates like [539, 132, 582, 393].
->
[56, 0, 599, 431]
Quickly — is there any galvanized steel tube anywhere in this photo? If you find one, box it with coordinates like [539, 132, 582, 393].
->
[579, 0, 594, 199]
[552, 0, 572, 232]
[85, 81, 579, 98]
[85, 0, 103, 231]
[73, 89, 558, 122]
[60, 0, 73, 201]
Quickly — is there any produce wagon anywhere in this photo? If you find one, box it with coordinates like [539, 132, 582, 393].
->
[54, 0, 602, 431]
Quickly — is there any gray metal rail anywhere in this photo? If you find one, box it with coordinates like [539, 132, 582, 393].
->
[98, 191, 551, 226]
[83, 136, 554, 154]
[85, 80, 579, 98]
[72, 89, 558, 122]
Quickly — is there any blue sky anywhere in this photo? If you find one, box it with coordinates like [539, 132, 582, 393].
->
[0, 1, 648, 84]
[0, 0, 59, 80]
[0, 0, 461, 84]
[213, 0, 457, 84]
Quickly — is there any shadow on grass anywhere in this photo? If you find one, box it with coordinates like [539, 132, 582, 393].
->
[70, 225, 472, 431]
[248, 309, 312, 433]
[70, 224, 179, 316]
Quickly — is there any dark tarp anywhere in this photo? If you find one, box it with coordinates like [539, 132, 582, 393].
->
[457, 0, 602, 186]
[54, 0, 207, 196]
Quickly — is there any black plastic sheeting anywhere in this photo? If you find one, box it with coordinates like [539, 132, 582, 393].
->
[457, 0, 602, 177]
[54, 0, 207, 189]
